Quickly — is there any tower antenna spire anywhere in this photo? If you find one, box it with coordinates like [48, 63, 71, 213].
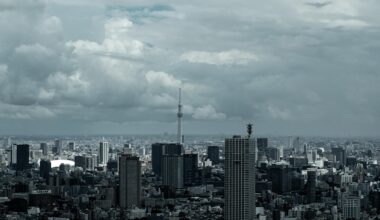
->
[177, 88, 183, 144]
[247, 123, 253, 138]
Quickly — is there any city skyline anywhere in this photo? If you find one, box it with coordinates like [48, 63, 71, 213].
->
[0, 1, 379, 136]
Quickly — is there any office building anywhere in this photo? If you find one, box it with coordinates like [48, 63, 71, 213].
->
[68, 142, 76, 151]
[75, 156, 86, 169]
[183, 153, 198, 186]
[99, 141, 109, 166]
[332, 147, 346, 166]
[53, 140, 62, 155]
[119, 154, 141, 209]
[161, 155, 184, 189]
[16, 144, 29, 171]
[207, 146, 220, 165]
[306, 170, 317, 203]
[40, 143, 48, 156]
[151, 143, 183, 176]
[342, 196, 360, 220]
[224, 135, 256, 220]
[257, 138, 268, 152]
[267, 147, 281, 161]
[11, 144, 17, 165]
[40, 159, 51, 180]
[268, 164, 291, 194]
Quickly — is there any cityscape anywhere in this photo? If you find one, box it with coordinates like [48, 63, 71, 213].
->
[1, 0, 380, 220]
[1, 90, 380, 219]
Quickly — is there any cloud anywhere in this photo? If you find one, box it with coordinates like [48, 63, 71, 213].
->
[181, 50, 258, 65]
[0, 0, 379, 136]
[192, 105, 226, 120]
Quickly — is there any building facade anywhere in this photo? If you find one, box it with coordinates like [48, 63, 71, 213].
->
[224, 136, 256, 220]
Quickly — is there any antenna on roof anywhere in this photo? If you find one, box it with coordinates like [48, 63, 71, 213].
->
[247, 123, 253, 138]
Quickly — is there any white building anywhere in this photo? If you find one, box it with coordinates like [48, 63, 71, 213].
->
[99, 141, 109, 166]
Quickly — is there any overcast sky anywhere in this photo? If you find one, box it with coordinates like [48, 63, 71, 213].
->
[0, 0, 379, 136]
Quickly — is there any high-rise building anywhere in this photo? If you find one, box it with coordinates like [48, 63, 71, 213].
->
[68, 142, 76, 151]
[151, 143, 183, 176]
[293, 137, 301, 153]
[53, 140, 62, 155]
[75, 155, 86, 169]
[342, 196, 360, 220]
[332, 147, 346, 166]
[40, 143, 48, 156]
[39, 159, 51, 180]
[306, 170, 317, 203]
[183, 153, 198, 186]
[119, 154, 141, 209]
[85, 155, 97, 170]
[224, 135, 256, 220]
[99, 141, 109, 166]
[3, 137, 11, 148]
[11, 144, 17, 165]
[207, 146, 220, 165]
[268, 164, 291, 194]
[257, 138, 268, 152]
[267, 147, 281, 161]
[16, 144, 29, 171]
[161, 155, 184, 190]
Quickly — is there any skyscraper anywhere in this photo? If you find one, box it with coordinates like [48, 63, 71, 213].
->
[306, 170, 317, 203]
[40, 143, 48, 156]
[224, 135, 256, 220]
[342, 195, 360, 220]
[207, 146, 220, 165]
[267, 147, 281, 162]
[16, 144, 29, 171]
[68, 142, 76, 151]
[183, 153, 198, 186]
[11, 144, 17, 165]
[99, 141, 109, 166]
[119, 154, 141, 209]
[161, 154, 184, 190]
[257, 138, 268, 152]
[39, 159, 51, 180]
[151, 143, 183, 176]
[53, 139, 62, 155]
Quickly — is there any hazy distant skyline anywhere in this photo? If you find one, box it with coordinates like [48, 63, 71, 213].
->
[0, 0, 379, 136]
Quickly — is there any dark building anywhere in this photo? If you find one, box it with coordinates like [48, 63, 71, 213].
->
[40, 143, 48, 156]
[331, 147, 346, 166]
[107, 159, 118, 172]
[161, 155, 184, 190]
[16, 144, 29, 171]
[207, 146, 220, 164]
[151, 143, 183, 176]
[289, 156, 308, 168]
[257, 138, 268, 152]
[268, 164, 291, 194]
[75, 155, 86, 169]
[306, 170, 317, 203]
[267, 147, 280, 161]
[39, 159, 51, 181]
[119, 154, 141, 209]
[183, 153, 198, 186]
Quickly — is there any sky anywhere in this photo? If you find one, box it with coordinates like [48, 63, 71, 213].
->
[0, 0, 379, 136]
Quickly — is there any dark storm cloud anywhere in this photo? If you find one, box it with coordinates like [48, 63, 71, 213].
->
[0, 0, 379, 136]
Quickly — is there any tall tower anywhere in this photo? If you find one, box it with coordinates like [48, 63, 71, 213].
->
[177, 88, 183, 144]
[119, 154, 141, 209]
[99, 140, 109, 167]
[225, 134, 256, 220]
[16, 144, 30, 171]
